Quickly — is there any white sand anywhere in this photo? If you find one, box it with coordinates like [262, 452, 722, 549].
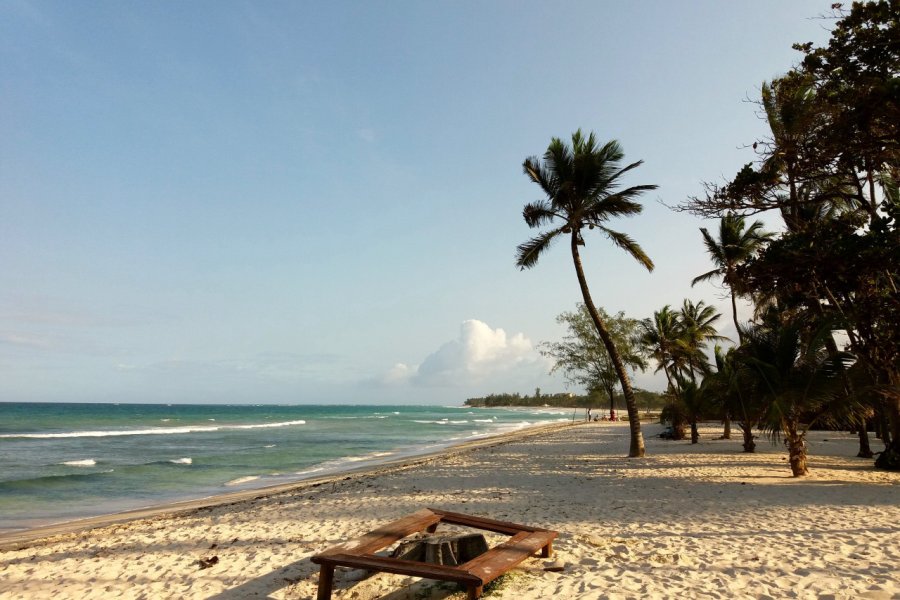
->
[1, 421, 898, 600]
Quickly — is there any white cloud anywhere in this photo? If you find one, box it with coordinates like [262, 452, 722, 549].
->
[383, 320, 545, 387]
[382, 362, 415, 384]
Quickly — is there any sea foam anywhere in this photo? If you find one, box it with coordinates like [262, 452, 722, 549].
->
[61, 459, 96, 467]
[225, 475, 260, 486]
[0, 420, 306, 439]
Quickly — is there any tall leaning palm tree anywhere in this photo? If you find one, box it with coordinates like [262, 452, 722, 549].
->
[691, 213, 772, 342]
[517, 130, 656, 458]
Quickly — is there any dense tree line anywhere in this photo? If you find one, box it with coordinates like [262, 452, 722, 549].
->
[463, 388, 667, 411]
[675, 1, 898, 473]
[516, 2, 898, 475]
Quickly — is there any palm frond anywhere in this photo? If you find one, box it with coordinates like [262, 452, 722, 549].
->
[607, 159, 645, 185]
[523, 157, 558, 200]
[587, 188, 653, 220]
[515, 229, 563, 270]
[522, 200, 558, 229]
[691, 268, 723, 287]
[598, 226, 654, 271]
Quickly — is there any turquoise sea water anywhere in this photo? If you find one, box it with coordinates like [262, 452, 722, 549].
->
[0, 403, 568, 533]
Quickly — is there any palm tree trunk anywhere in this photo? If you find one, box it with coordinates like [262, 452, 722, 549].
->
[857, 424, 874, 459]
[570, 234, 645, 457]
[690, 420, 699, 444]
[729, 288, 742, 344]
[786, 421, 809, 477]
[740, 423, 756, 453]
[875, 371, 900, 470]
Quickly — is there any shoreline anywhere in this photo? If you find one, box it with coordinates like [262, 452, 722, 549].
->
[0, 420, 574, 550]
[3, 421, 897, 599]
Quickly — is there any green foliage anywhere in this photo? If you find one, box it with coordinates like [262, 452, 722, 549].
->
[517, 130, 659, 457]
[639, 300, 725, 389]
[678, 0, 900, 469]
[464, 388, 667, 410]
[516, 131, 656, 272]
[540, 304, 646, 406]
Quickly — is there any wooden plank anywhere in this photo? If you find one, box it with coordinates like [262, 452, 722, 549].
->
[313, 509, 441, 558]
[312, 553, 483, 586]
[428, 508, 550, 535]
[461, 530, 557, 584]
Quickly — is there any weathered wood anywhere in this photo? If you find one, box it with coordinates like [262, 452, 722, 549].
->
[312, 509, 441, 558]
[462, 530, 557, 584]
[313, 553, 483, 586]
[315, 564, 334, 600]
[428, 507, 551, 535]
[311, 508, 558, 600]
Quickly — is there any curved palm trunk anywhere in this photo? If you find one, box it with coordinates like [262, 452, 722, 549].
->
[570, 235, 645, 457]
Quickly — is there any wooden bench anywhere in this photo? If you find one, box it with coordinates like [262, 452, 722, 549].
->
[310, 508, 557, 599]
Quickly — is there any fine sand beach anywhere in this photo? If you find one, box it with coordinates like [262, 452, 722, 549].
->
[1, 421, 898, 600]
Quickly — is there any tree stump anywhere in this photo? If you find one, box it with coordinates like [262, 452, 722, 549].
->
[391, 533, 488, 566]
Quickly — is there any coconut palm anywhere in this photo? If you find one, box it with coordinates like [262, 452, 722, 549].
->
[736, 312, 857, 476]
[676, 299, 727, 383]
[517, 130, 656, 457]
[692, 213, 772, 342]
[677, 377, 712, 444]
[639, 306, 682, 393]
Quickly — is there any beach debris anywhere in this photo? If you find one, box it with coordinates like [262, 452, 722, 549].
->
[196, 555, 219, 570]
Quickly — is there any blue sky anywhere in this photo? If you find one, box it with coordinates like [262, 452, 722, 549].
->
[1, 1, 833, 404]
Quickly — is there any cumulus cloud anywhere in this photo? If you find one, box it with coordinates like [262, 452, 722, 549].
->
[382, 320, 545, 387]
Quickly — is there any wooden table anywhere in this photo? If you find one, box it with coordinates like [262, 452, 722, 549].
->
[310, 508, 557, 599]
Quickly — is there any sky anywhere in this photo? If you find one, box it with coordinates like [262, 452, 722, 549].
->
[1, 1, 836, 405]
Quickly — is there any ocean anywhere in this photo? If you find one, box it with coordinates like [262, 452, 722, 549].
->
[0, 403, 569, 533]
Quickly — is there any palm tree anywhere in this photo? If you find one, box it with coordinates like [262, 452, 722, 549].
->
[676, 299, 727, 383]
[737, 312, 857, 476]
[760, 74, 819, 232]
[677, 377, 712, 444]
[517, 131, 656, 457]
[640, 306, 689, 440]
[639, 306, 683, 390]
[692, 213, 772, 342]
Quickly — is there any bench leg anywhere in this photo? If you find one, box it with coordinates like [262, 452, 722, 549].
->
[541, 541, 553, 558]
[467, 584, 484, 599]
[316, 565, 335, 600]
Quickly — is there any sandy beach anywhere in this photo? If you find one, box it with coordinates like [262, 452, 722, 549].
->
[1, 421, 898, 600]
